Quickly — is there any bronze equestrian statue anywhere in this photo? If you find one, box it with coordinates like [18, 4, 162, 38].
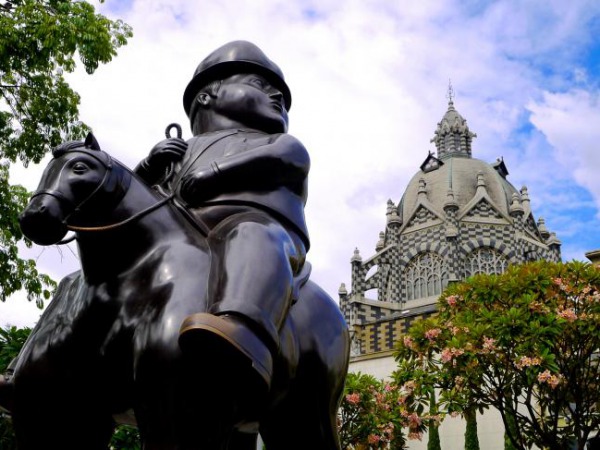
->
[2, 41, 350, 449]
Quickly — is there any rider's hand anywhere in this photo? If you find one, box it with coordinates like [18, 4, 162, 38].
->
[135, 138, 187, 185]
[147, 138, 188, 167]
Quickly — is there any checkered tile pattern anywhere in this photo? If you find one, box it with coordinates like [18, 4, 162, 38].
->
[465, 199, 504, 220]
[405, 206, 439, 229]
[354, 311, 436, 355]
[340, 196, 562, 356]
[524, 214, 542, 239]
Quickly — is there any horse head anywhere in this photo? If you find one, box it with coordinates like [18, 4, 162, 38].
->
[19, 133, 131, 245]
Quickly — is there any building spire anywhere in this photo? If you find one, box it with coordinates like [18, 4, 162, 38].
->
[430, 82, 477, 159]
[446, 79, 455, 105]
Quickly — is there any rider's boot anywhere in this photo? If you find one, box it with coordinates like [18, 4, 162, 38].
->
[179, 313, 274, 398]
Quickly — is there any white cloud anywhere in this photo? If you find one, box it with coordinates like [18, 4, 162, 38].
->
[4, 0, 600, 327]
[528, 89, 600, 215]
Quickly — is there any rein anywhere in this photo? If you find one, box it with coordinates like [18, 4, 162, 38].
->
[35, 147, 177, 239]
[66, 193, 175, 232]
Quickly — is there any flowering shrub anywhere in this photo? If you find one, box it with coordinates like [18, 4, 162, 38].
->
[338, 372, 427, 449]
[394, 261, 600, 450]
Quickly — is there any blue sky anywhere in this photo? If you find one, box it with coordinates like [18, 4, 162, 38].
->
[2, 0, 600, 326]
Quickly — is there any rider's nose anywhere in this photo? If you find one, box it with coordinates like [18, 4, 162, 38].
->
[269, 91, 283, 102]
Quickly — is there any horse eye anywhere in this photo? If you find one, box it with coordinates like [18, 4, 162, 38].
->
[72, 162, 89, 174]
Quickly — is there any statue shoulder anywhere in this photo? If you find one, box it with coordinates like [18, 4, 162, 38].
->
[269, 133, 308, 153]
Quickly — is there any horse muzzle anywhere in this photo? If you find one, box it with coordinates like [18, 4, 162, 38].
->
[19, 194, 68, 245]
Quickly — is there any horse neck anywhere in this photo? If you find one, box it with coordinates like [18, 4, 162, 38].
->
[75, 177, 188, 282]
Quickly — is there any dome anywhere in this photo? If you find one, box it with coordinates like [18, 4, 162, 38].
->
[399, 156, 519, 222]
[398, 97, 519, 222]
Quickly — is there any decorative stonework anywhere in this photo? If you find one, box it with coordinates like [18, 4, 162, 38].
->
[341, 99, 562, 358]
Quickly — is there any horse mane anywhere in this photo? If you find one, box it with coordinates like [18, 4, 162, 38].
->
[53, 132, 102, 158]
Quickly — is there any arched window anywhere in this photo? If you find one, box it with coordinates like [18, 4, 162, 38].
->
[404, 252, 447, 301]
[465, 247, 508, 277]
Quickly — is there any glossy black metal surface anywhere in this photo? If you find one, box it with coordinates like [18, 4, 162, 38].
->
[8, 41, 350, 450]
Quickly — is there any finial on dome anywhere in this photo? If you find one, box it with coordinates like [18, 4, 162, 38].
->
[376, 231, 385, 251]
[509, 193, 524, 216]
[386, 199, 396, 215]
[537, 217, 550, 239]
[447, 79, 455, 107]
[432, 82, 476, 159]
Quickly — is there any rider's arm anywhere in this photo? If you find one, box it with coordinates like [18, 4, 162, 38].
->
[179, 134, 309, 203]
[214, 134, 309, 187]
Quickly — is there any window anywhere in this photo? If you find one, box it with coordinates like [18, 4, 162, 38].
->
[404, 252, 447, 300]
[465, 247, 507, 277]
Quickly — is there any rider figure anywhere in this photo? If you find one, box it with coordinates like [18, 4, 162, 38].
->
[135, 41, 310, 397]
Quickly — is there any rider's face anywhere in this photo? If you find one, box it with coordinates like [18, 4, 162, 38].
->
[211, 74, 289, 133]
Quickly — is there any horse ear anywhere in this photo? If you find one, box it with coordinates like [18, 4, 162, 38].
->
[84, 132, 101, 151]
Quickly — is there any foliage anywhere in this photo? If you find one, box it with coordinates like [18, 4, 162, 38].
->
[110, 424, 141, 450]
[0, 325, 30, 372]
[394, 261, 600, 450]
[0, 0, 132, 306]
[338, 372, 429, 449]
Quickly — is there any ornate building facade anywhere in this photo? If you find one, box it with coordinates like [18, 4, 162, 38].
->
[339, 97, 562, 361]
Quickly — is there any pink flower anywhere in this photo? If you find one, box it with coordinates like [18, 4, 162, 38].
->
[424, 328, 442, 340]
[383, 422, 395, 435]
[557, 308, 577, 322]
[441, 347, 465, 363]
[582, 285, 592, 295]
[345, 392, 360, 405]
[537, 370, 551, 383]
[547, 374, 561, 389]
[441, 348, 452, 362]
[553, 277, 567, 291]
[408, 431, 423, 440]
[481, 336, 496, 353]
[403, 335, 414, 348]
[407, 412, 422, 428]
[538, 370, 562, 389]
[368, 434, 380, 444]
[446, 295, 458, 306]
[515, 356, 541, 369]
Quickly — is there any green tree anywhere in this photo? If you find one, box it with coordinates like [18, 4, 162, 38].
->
[0, 0, 132, 306]
[427, 391, 441, 450]
[338, 372, 428, 449]
[464, 407, 479, 450]
[395, 261, 600, 450]
[110, 424, 141, 450]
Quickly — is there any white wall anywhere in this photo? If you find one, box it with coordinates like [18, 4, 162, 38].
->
[348, 354, 506, 450]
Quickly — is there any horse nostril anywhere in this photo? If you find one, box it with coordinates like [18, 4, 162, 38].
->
[39, 205, 46, 213]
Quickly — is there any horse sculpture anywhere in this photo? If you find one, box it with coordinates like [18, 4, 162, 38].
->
[6, 134, 349, 450]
